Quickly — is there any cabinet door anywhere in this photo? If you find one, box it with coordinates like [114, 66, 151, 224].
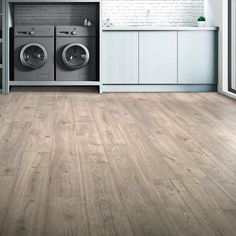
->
[139, 32, 178, 84]
[102, 32, 138, 84]
[178, 31, 218, 84]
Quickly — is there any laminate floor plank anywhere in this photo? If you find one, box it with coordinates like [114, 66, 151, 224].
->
[103, 143, 174, 236]
[81, 163, 134, 236]
[120, 123, 178, 181]
[88, 97, 175, 235]
[24, 93, 56, 153]
[45, 196, 89, 236]
[151, 179, 219, 236]
[0, 176, 16, 233]
[118, 96, 208, 180]
[70, 94, 94, 123]
[44, 94, 89, 235]
[12, 93, 40, 123]
[0, 122, 31, 176]
[87, 95, 126, 145]
[0, 91, 236, 236]
[45, 152, 89, 235]
[103, 94, 136, 124]
[0, 152, 50, 236]
[0, 92, 25, 125]
[75, 122, 108, 163]
[181, 177, 236, 211]
[202, 209, 236, 236]
[146, 93, 236, 180]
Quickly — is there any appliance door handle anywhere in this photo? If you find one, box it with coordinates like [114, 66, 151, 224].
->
[59, 31, 69, 35]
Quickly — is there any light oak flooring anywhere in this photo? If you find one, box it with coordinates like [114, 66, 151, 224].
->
[0, 88, 236, 236]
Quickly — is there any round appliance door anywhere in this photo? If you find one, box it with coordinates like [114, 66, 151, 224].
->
[20, 43, 48, 69]
[62, 43, 90, 70]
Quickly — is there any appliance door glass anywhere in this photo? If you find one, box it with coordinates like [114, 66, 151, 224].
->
[62, 43, 90, 70]
[20, 43, 48, 69]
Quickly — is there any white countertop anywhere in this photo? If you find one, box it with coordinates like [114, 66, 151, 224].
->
[102, 26, 218, 31]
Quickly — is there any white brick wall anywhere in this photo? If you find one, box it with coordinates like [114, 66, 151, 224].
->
[103, 0, 204, 26]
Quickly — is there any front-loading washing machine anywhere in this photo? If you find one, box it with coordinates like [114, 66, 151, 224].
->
[14, 26, 54, 81]
[56, 26, 96, 81]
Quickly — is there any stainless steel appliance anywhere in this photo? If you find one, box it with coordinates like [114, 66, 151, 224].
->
[14, 26, 54, 81]
[55, 26, 96, 81]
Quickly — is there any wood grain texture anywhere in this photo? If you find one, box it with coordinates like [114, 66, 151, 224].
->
[0, 90, 236, 236]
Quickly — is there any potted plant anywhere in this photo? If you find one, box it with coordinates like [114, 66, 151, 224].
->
[198, 16, 206, 27]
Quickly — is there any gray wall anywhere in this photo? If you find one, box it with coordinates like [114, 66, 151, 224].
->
[14, 4, 98, 26]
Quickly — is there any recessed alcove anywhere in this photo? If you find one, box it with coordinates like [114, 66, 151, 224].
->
[3, 0, 102, 93]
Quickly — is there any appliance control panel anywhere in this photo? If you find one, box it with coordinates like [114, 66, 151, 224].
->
[14, 26, 54, 37]
[56, 26, 96, 37]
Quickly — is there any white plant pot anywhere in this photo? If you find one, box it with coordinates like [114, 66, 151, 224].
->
[198, 21, 205, 27]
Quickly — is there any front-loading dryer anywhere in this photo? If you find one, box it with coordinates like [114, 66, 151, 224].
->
[14, 26, 54, 81]
[56, 26, 96, 81]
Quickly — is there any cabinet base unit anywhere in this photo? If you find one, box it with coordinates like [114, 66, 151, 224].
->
[102, 32, 139, 84]
[178, 31, 218, 84]
[102, 28, 218, 92]
[139, 32, 178, 84]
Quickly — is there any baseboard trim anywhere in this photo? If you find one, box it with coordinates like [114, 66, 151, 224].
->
[102, 84, 217, 93]
[9, 81, 101, 86]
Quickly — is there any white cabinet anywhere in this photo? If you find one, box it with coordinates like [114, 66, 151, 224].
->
[139, 32, 178, 84]
[102, 30, 218, 88]
[178, 31, 218, 84]
[102, 32, 139, 84]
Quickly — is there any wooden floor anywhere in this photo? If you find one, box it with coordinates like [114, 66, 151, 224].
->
[0, 89, 236, 236]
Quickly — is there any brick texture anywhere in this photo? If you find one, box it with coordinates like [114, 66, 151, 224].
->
[103, 0, 204, 26]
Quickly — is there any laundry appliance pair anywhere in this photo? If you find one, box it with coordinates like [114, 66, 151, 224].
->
[14, 26, 97, 82]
